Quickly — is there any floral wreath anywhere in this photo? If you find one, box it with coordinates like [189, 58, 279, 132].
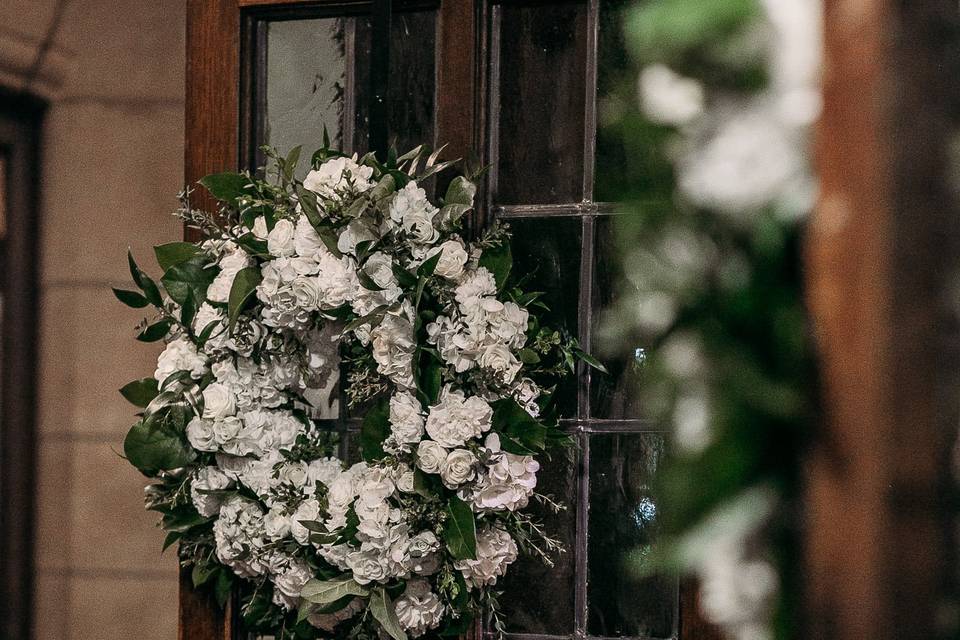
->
[116, 141, 603, 639]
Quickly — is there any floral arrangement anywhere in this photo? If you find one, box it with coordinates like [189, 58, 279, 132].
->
[115, 142, 598, 639]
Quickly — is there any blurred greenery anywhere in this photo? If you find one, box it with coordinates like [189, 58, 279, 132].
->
[598, 1, 817, 637]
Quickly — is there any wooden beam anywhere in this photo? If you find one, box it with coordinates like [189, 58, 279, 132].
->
[805, 2, 960, 638]
[182, 0, 240, 636]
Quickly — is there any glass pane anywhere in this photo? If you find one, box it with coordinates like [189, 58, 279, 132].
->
[495, 1, 588, 204]
[264, 18, 349, 167]
[500, 447, 578, 634]
[0, 152, 6, 239]
[592, 215, 647, 418]
[352, 11, 436, 154]
[588, 433, 676, 638]
[508, 217, 582, 417]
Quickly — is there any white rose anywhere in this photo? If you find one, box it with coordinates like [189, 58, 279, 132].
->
[454, 526, 518, 588]
[267, 218, 297, 257]
[212, 416, 243, 445]
[397, 469, 416, 493]
[346, 547, 390, 585]
[273, 559, 313, 604]
[252, 216, 269, 240]
[454, 267, 497, 307]
[290, 499, 321, 545]
[291, 275, 321, 310]
[364, 251, 399, 289]
[478, 343, 522, 385]
[429, 239, 468, 280]
[202, 383, 236, 419]
[186, 417, 218, 451]
[440, 449, 477, 488]
[416, 440, 448, 474]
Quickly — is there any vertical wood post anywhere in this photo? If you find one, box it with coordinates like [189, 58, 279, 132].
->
[806, 2, 960, 638]
[182, 0, 240, 637]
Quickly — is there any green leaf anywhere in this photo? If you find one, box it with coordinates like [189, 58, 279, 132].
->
[417, 251, 442, 279]
[574, 347, 610, 375]
[443, 496, 477, 560]
[413, 468, 442, 498]
[478, 242, 512, 290]
[417, 358, 442, 406]
[161, 530, 181, 552]
[392, 264, 418, 288]
[120, 378, 160, 407]
[192, 562, 218, 588]
[343, 304, 390, 334]
[112, 288, 150, 309]
[370, 174, 397, 201]
[235, 233, 270, 257]
[124, 414, 196, 475]
[160, 257, 217, 305]
[518, 348, 541, 364]
[369, 587, 408, 640]
[200, 172, 248, 203]
[444, 176, 476, 207]
[227, 266, 261, 333]
[316, 226, 343, 258]
[491, 397, 548, 455]
[358, 270, 385, 292]
[284, 145, 303, 181]
[137, 319, 173, 342]
[300, 577, 369, 605]
[359, 397, 390, 462]
[296, 185, 322, 223]
[128, 249, 146, 288]
[154, 242, 200, 272]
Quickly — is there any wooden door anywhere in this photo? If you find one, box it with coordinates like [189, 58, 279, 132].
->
[181, 1, 717, 638]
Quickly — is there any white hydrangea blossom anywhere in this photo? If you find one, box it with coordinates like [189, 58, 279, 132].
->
[454, 526, 518, 588]
[424, 387, 493, 449]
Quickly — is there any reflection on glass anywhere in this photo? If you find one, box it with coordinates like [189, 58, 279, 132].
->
[500, 446, 578, 634]
[0, 153, 6, 239]
[265, 18, 348, 169]
[351, 11, 437, 155]
[592, 216, 647, 418]
[588, 433, 676, 638]
[508, 217, 582, 417]
[496, 1, 588, 204]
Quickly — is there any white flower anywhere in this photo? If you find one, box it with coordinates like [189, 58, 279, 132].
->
[213, 497, 268, 578]
[454, 267, 497, 307]
[454, 526, 518, 588]
[264, 507, 292, 540]
[307, 597, 364, 632]
[464, 434, 539, 512]
[193, 303, 228, 350]
[337, 220, 377, 256]
[389, 181, 439, 244]
[416, 441, 447, 474]
[307, 457, 343, 489]
[638, 64, 704, 126]
[424, 387, 493, 448]
[272, 558, 313, 608]
[252, 216, 269, 240]
[488, 301, 529, 348]
[202, 383, 237, 420]
[316, 252, 360, 309]
[304, 156, 374, 200]
[154, 337, 207, 383]
[385, 392, 425, 453]
[267, 218, 297, 257]
[191, 466, 232, 517]
[513, 378, 542, 417]
[363, 251, 400, 290]
[428, 239, 468, 280]
[290, 499, 321, 545]
[186, 417, 218, 451]
[478, 343, 522, 385]
[371, 314, 416, 389]
[395, 579, 445, 637]
[440, 449, 476, 488]
[208, 245, 253, 303]
[346, 545, 390, 584]
[294, 215, 326, 259]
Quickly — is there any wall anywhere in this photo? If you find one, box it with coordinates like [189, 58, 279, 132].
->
[0, 2, 186, 638]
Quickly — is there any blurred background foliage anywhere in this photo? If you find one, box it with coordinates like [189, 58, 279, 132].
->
[597, 0, 820, 638]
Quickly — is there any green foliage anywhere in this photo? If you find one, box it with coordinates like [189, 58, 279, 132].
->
[443, 496, 477, 560]
[490, 398, 548, 455]
[301, 577, 370, 605]
[119, 378, 160, 407]
[369, 587, 407, 640]
[478, 242, 512, 290]
[124, 407, 196, 475]
[227, 266, 262, 333]
[200, 172, 249, 204]
[359, 397, 391, 462]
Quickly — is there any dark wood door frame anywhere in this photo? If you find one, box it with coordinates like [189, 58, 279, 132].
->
[0, 88, 45, 640]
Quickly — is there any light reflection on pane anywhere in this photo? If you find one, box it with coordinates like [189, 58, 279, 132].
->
[0, 153, 6, 238]
[265, 18, 348, 171]
[588, 433, 676, 638]
[592, 215, 647, 418]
